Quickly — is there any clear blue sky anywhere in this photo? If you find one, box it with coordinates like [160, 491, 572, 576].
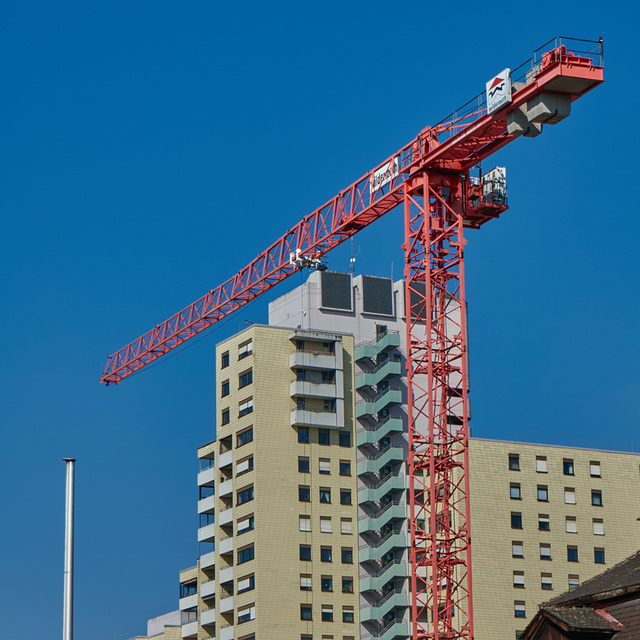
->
[1, 2, 638, 638]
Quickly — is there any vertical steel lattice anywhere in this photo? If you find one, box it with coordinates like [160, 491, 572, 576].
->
[403, 171, 474, 639]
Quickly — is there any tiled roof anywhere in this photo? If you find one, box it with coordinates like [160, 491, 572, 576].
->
[542, 605, 614, 631]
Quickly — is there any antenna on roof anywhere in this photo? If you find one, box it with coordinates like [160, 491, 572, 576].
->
[349, 238, 361, 273]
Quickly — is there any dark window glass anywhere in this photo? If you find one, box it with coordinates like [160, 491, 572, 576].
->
[221, 352, 229, 368]
[319, 429, 330, 445]
[222, 409, 230, 425]
[339, 461, 351, 476]
[237, 545, 254, 564]
[567, 546, 579, 562]
[321, 607, 333, 622]
[510, 484, 521, 500]
[299, 486, 310, 502]
[298, 427, 310, 443]
[237, 428, 253, 447]
[342, 577, 353, 593]
[321, 547, 332, 562]
[298, 457, 310, 473]
[239, 370, 253, 388]
[321, 577, 332, 592]
[221, 381, 229, 397]
[199, 513, 215, 526]
[339, 431, 351, 447]
[538, 515, 550, 531]
[563, 459, 574, 475]
[296, 368, 306, 381]
[509, 454, 520, 471]
[199, 485, 214, 499]
[343, 608, 354, 623]
[340, 490, 352, 505]
[179, 579, 197, 598]
[299, 545, 311, 561]
[319, 488, 331, 503]
[237, 487, 254, 505]
[511, 513, 523, 529]
[591, 490, 603, 506]
[537, 486, 548, 502]
[594, 548, 605, 564]
[300, 605, 312, 621]
[341, 548, 353, 564]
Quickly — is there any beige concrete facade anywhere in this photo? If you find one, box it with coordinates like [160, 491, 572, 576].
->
[194, 324, 360, 640]
[469, 438, 640, 640]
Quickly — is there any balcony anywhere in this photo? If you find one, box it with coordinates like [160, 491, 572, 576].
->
[198, 523, 216, 543]
[290, 408, 342, 429]
[290, 349, 338, 371]
[197, 467, 215, 487]
[219, 508, 233, 526]
[219, 595, 234, 613]
[218, 449, 233, 469]
[201, 579, 216, 600]
[200, 550, 216, 569]
[218, 479, 233, 497]
[290, 380, 340, 399]
[181, 621, 197, 639]
[179, 594, 198, 610]
[198, 495, 215, 514]
[200, 608, 216, 626]
[219, 536, 234, 556]
[219, 566, 234, 584]
[220, 624, 234, 640]
[356, 388, 402, 418]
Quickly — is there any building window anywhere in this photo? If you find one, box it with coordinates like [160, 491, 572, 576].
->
[320, 517, 332, 533]
[591, 490, 603, 506]
[199, 512, 215, 527]
[239, 398, 253, 417]
[321, 546, 332, 562]
[593, 518, 604, 536]
[237, 456, 253, 476]
[237, 428, 253, 447]
[299, 486, 311, 502]
[340, 489, 352, 505]
[221, 380, 230, 397]
[513, 571, 525, 588]
[568, 574, 580, 590]
[541, 573, 553, 591]
[199, 485, 214, 499]
[296, 368, 307, 381]
[509, 454, 520, 471]
[237, 545, 255, 564]
[319, 429, 330, 445]
[221, 351, 229, 368]
[594, 547, 605, 564]
[237, 604, 255, 624]
[342, 606, 355, 623]
[564, 488, 576, 504]
[590, 461, 601, 477]
[300, 604, 312, 621]
[300, 545, 312, 561]
[563, 458, 574, 475]
[298, 427, 310, 443]
[537, 485, 549, 502]
[510, 484, 521, 500]
[567, 545, 579, 562]
[342, 577, 354, 593]
[514, 601, 526, 618]
[536, 456, 547, 473]
[512, 541, 524, 558]
[540, 543, 551, 560]
[299, 515, 311, 532]
[300, 574, 312, 591]
[321, 576, 333, 592]
[180, 579, 197, 598]
[511, 512, 523, 529]
[319, 458, 331, 474]
[237, 574, 255, 593]
[221, 409, 230, 425]
[237, 515, 254, 534]
[538, 514, 550, 531]
[298, 457, 310, 473]
[237, 486, 254, 505]
[339, 460, 351, 476]
[341, 518, 352, 535]
[320, 487, 331, 503]
[339, 431, 351, 447]
[341, 547, 353, 564]
[566, 516, 577, 534]
[238, 340, 252, 360]
[321, 605, 333, 622]
[239, 369, 253, 389]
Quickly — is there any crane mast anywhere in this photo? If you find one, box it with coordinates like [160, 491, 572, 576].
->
[102, 38, 604, 640]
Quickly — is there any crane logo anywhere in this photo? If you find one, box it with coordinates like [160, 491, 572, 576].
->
[486, 68, 512, 114]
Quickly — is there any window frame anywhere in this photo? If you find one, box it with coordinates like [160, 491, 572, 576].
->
[340, 489, 352, 505]
[563, 458, 575, 476]
[318, 429, 330, 445]
[591, 490, 603, 506]
[539, 542, 551, 560]
[299, 485, 311, 502]
[320, 546, 332, 562]
[239, 369, 253, 389]
[299, 545, 312, 561]
[237, 427, 253, 447]
[298, 427, 310, 443]
[510, 483, 521, 500]
[508, 454, 520, 471]
[319, 487, 331, 504]
[511, 512, 523, 529]
[237, 544, 255, 565]
[537, 485, 549, 502]
[339, 431, 351, 447]
[298, 457, 310, 473]
[567, 545, 579, 563]
[341, 547, 353, 564]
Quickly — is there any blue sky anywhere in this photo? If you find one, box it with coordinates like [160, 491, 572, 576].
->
[1, 2, 638, 638]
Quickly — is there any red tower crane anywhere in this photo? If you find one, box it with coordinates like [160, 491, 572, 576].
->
[101, 37, 604, 640]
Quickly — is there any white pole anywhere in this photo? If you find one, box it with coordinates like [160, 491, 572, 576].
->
[63, 458, 75, 640]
